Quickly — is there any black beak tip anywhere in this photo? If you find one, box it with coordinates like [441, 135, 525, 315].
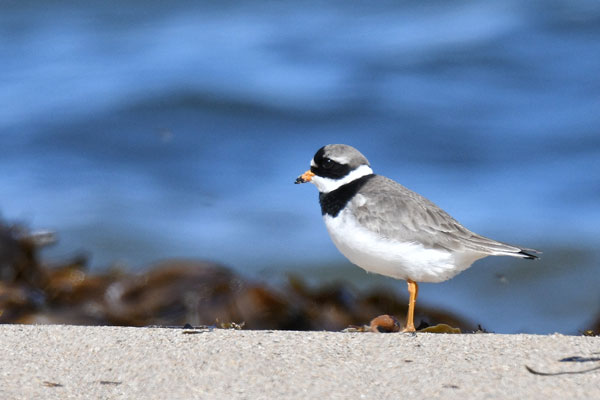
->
[294, 177, 304, 184]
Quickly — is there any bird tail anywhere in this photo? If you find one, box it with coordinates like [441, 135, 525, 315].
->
[492, 247, 541, 260]
[515, 248, 540, 260]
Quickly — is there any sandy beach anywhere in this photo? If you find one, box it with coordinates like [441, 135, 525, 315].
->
[1, 325, 598, 399]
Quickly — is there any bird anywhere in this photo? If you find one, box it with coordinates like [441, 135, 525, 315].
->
[295, 144, 540, 332]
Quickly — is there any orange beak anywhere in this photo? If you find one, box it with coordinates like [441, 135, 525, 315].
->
[295, 170, 315, 184]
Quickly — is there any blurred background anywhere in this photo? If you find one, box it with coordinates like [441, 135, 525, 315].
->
[1, 0, 599, 334]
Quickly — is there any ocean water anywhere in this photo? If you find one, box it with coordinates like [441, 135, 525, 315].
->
[1, 0, 600, 333]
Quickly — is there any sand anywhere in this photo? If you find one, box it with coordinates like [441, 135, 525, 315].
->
[0, 325, 598, 399]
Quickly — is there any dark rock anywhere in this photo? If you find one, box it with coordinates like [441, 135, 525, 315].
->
[0, 218, 475, 331]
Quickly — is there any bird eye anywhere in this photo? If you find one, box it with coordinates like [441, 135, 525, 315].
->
[322, 158, 334, 169]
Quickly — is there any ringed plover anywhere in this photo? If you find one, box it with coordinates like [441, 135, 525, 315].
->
[295, 144, 540, 332]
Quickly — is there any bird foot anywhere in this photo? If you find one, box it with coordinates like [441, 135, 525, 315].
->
[367, 316, 461, 334]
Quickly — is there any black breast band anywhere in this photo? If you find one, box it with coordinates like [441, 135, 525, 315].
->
[319, 174, 375, 217]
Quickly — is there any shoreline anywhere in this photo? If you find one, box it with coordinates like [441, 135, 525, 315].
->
[1, 324, 598, 399]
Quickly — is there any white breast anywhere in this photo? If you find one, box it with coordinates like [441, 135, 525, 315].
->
[323, 208, 484, 283]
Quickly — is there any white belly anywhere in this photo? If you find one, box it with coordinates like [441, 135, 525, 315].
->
[323, 209, 484, 283]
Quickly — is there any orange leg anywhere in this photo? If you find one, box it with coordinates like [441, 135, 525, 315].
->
[403, 279, 419, 332]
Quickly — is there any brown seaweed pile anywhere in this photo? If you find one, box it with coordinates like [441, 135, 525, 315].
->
[0, 220, 474, 330]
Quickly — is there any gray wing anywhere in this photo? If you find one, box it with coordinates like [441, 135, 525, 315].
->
[353, 175, 538, 257]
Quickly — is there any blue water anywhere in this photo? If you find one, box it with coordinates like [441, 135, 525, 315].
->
[2, 0, 600, 333]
